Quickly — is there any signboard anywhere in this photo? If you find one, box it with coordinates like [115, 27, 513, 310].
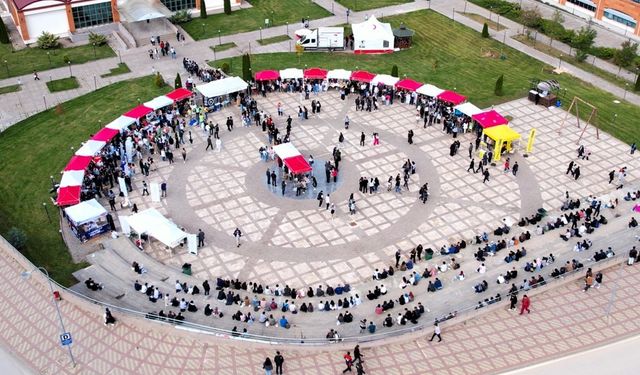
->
[60, 332, 72, 346]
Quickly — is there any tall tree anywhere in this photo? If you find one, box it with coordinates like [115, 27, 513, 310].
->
[613, 40, 638, 69]
[175, 73, 182, 89]
[0, 19, 10, 44]
[494, 74, 504, 96]
[481, 23, 489, 38]
[242, 53, 252, 82]
[200, 0, 207, 19]
[391, 65, 398, 77]
[570, 26, 596, 61]
[224, 0, 231, 15]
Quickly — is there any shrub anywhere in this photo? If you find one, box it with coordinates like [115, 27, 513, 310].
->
[55, 103, 64, 115]
[551, 9, 564, 24]
[6, 227, 26, 250]
[224, 0, 231, 15]
[175, 73, 182, 88]
[494, 74, 504, 96]
[520, 8, 542, 29]
[220, 62, 230, 73]
[613, 40, 638, 69]
[88, 32, 108, 46]
[589, 46, 615, 60]
[37, 32, 60, 49]
[481, 23, 489, 38]
[63, 55, 70, 64]
[169, 10, 191, 24]
[575, 50, 588, 62]
[154, 72, 165, 88]
[391, 65, 398, 77]
[570, 26, 596, 54]
[0, 18, 9, 44]
[201, 0, 207, 19]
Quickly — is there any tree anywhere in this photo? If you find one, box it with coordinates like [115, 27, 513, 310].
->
[570, 26, 596, 57]
[175, 73, 182, 89]
[391, 65, 398, 77]
[613, 40, 638, 69]
[0, 19, 9, 44]
[6, 227, 26, 250]
[481, 23, 489, 38]
[295, 43, 304, 64]
[200, 0, 207, 19]
[635, 71, 640, 92]
[551, 9, 565, 24]
[494, 74, 504, 96]
[242, 53, 252, 82]
[224, 0, 231, 15]
[520, 8, 542, 29]
[154, 72, 165, 88]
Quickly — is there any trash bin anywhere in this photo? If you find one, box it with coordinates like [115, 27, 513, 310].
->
[182, 263, 192, 275]
[424, 248, 434, 261]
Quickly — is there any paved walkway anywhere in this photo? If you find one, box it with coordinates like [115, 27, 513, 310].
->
[0, 0, 638, 130]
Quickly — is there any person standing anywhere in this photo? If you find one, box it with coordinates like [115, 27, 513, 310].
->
[233, 227, 242, 247]
[197, 229, 205, 247]
[407, 130, 414, 145]
[468, 143, 473, 159]
[356, 361, 366, 375]
[181, 148, 187, 162]
[566, 160, 574, 175]
[353, 345, 363, 364]
[104, 308, 116, 326]
[360, 132, 365, 146]
[573, 166, 581, 180]
[317, 191, 324, 207]
[161, 182, 167, 197]
[512, 161, 519, 176]
[325, 194, 331, 210]
[482, 169, 490, 184]
[631, 142, 636, 154]
[274, 351, 284, 375]
[262, 357, 273, 375]
[142, 181, 150, 196]
[206, 136, 213, 150]
[520, 294, 531, 315]
[202, 280, 210, 296]
[509, 292, 518, 311]
[467, 159, 475, 173]
[429, 322, 442, 342]
[342, 351, 353, 373]
[33, 70, 40, 80]
[216, 137, 222, 152]
[281, 180, 286, 196]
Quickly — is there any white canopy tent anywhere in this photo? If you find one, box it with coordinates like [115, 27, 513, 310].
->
[75, 140, 106, 156]
[59, 170, 85, 187]
[119, 0, 170, 21]
[279, 68, 304, 80]
[327, 69, 352, 80]
[196, 76, 248, 98]
[371, 74, 399, 86]
[105, 116, 135, 131]
[126, 208, 187, 248]
[417, 84, 444, 97]
[454, 102, 483, 117]
[272, 143, 301, 159]
[144, 96, 174, 110]
[64, 199, 107, 225]
[352, 15, 394, 54]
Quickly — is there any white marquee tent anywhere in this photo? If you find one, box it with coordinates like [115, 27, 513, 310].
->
[64, 199, 107, 225]
[417, 84, 444, 97]
[126, 208, 187, 248]
[279, 68, 304, 80]
[327, 69, 352, 80]
[144, 96, 174, 110]
[371, 74, 399, 86]
[272, 143, 300, 159]
[196, 76, 248, 98]
[105, 116, 136, 131]
[75, 140, 106, 157]
[352, 15, 394, 54]
[454, 102, 483, 117]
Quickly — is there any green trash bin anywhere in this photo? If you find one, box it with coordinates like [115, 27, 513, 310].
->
[182, 263, 192, 275]
[424, 248, 434, 261]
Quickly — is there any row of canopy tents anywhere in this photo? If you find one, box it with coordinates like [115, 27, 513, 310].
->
[56, 87, 195, 207]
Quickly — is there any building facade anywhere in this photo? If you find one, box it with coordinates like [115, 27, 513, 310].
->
[545, 0, 640, 36]
[4, 0, 240, 44]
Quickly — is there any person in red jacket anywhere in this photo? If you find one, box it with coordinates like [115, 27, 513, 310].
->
[520, 294, 531, 315]
[343, 351, 353, 373]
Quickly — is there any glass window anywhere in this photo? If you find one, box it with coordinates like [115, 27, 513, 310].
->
[604, 10, 637, 28]
[72, 2, 113, 29]
[161, 0, 195, 12]
[566, 0, 595, 12]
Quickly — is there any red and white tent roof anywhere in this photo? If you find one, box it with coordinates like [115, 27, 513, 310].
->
[60, 170, 85, 187]
[255, 70, 280, 81]
[371, 74, 399, 86]
[165, 88, 193, 102]
[144, 96, 173, 110]
[57, 186, 81, 206]
[64, 156, 93, 171]
[438, 90, 467, 105]
[272, 143, 312, 175]
[91, 128, 119, 142]
[395, 78, 423, 92]
[327, 69, 351, 80]
[350, 70, 376, 83]
[417, 84, 444, 97]
[123, 105, 153, 119]
[472, 110, 509, 129]
[75, 140, 106, 157]
[303, 68, 328, 80]
[105, 116, 135, 131]
[279, 68, 304, 80]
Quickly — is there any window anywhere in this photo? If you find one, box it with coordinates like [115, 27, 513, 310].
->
[566, 0, 595, 12]
[160, 0, 195, 12]
[383, 40, 389, 48]
[604, 9, 637, 28]
[72, 2, 113, 29]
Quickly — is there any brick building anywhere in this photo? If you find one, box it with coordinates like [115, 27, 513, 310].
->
[545, 0, 640, 35]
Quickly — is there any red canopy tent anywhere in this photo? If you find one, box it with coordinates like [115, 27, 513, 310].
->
[64, 156, 93, 171]
[123, 105, 153, 119]
[255, 70, 280, 81]
[304, 68, 328, 80]
[165, 88, 193, 101]
[395, 78, 422, 92]
[472, 110, 509, 129]
[350, 70, 376, 83]
[283, 155, 312, 174]
[437, 90, 467, 105]
[91, 127, 119, 142]
[56, 186, 81, 206]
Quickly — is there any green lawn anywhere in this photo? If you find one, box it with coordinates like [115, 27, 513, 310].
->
[0, 84, 20, 95]
[461, 12, 507, 31]
[0, 76, 170, 285]
[46, 77, 80, 92]
[337, 0, 412, 12]
[211, 42, 237, 52]
[257, 34, 291, 46]
[211, 10, 639, 143]
[182, 0, 332, 41]
[0, 43, 114, 80]
[100, 63, 131, 78]
[513, 34, 633, 90]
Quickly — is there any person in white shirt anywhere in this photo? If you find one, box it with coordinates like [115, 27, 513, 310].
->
[380, 285, 387, 295]
[140, 283, 148, 294]
[438, 262, 448, 273]
[477, 263, 487, 274]
[497, 274, 506, 284]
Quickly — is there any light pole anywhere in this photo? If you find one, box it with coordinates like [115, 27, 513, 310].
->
[624, 83, 629, 100]
[286, 21, 289, 35]
[201, 23, 205, 36]
[559, 54, 563, 68]
[47, 51, 51, 67]
[43, 202, 51, 224]
[21, 267, 76, 368]
[68, 61, 72, 77]
[218, 30, 221, 45]
[260, 27, 262, 42]
[3, 59, 8, 77]
[50, 175, 56, 190]
[92, 42, 96, 58]
[118, 49, 122, 64]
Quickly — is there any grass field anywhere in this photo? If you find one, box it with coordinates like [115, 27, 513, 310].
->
[0, 43, 114, 80]
[513, 34, 633, 90]
[461, 12, 507, 31]
[0, 84, 20, 95]
[100, 63, 131, 78]
[257, 35, 291, 46]
[211, 10, 639, 143]
[211, 42, 237, 52]
[46, 77, 80, 92]
[0, 76, 170, 285]
[336, 0, 412, 12]
[182, 0, 332, 40]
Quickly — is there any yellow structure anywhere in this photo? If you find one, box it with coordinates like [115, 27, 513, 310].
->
[483, 125, 521, 161]
[526, 128, 536, 153]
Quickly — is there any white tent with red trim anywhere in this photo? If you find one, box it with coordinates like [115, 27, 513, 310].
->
[352, 16, 394, 54]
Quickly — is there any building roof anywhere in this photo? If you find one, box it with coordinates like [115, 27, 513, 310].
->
[393, 23, 415, 38]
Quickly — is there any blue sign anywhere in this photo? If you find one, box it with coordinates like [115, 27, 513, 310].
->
[60, 332, 72, 346]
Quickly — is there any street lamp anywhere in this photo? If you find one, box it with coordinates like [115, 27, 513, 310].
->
[47, 51, 51, 67]
[624, 83, 629, 100]
[201, 23, 205, 36]
[218, 30, 221, 45]
[559, 54, 563, 68]
[92, 42, 96, 58]
[3, 59, 8, 76]
[68, 61, 72, 77]
[50, 175, 56, 190]
[21, 267, 76, 367]
[43, 202, 51, 224]
[259, 27, 262, 41]
[286, 21, 289, 34]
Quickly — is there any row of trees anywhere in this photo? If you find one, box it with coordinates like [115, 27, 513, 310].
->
[200, 0, 232, 18]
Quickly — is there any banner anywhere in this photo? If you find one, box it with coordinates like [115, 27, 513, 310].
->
[187, 234, 198, 255]
[150, 183, 161, 202]
[526, 129, 536, 153]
